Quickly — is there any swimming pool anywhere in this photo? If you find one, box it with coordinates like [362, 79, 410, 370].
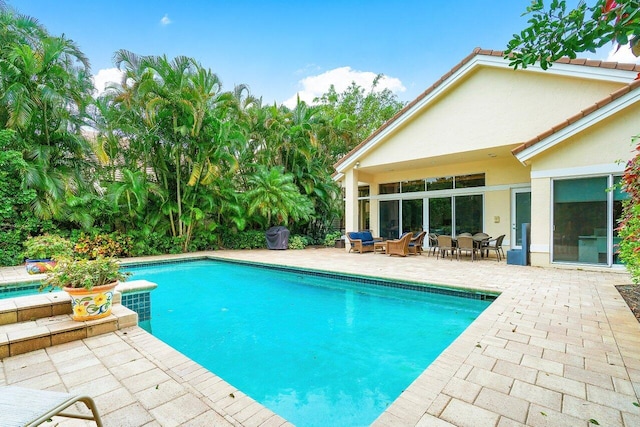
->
[127, 259, 493, 426]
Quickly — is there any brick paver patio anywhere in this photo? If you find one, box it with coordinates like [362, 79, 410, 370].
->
[1, 248, 638, 426]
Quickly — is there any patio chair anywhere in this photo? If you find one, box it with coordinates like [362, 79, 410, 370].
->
[408, 231, 427, 255]
[386, 232, 412, 257]
[346, 231, 377, 253]
[456, 236, 477, 261]
[436, 235, 457, 260]
[473, 232, 491, 257]
[0, 385, 103, 426]
[486, 234, 506, 261]
[427, 233, 439, 257]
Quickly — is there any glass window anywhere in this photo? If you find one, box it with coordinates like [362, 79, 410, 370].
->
[514, 192, 532, 247]
[358, 200, 370, 231]
[553, 177, 608, 264]
[429, 197, 452, 235]
[402, 199, 423, 234]
[426, 176, 453, 191]
[358, 186, 370, 197]
[401, 180, 425, 193]
[455, 173, 485, 188]
[454, 195, 483, 235]
[380, 200, 400, 239]
[379, 182, 400, 194]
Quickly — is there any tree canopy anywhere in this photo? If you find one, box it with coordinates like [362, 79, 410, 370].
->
[506, 0, 640, 69]
[0, 3, 405, 263]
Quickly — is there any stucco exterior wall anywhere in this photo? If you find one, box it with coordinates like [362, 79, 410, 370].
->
[359, 68, 623, 169]
[526, 102, 639, 267]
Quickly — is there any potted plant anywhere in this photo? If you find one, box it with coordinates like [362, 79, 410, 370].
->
[23, 234, 74, 274]
[41, 257, 130, 321]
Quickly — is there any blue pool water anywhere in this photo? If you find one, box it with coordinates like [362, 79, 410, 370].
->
[127, 259, 492, 427]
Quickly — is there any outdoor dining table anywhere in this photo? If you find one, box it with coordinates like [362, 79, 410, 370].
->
[449, 235, 491, 257]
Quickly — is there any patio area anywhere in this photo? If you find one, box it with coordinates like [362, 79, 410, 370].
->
[1, 248, 639, 426]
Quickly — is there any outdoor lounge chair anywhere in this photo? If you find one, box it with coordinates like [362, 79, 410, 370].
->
[0, 385, 103, 426]
[346, 231, 378, 253]
[386, 232, 412, 256]
[408, 231, 427, 255]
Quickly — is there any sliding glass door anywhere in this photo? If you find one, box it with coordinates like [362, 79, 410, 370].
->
[402, 199, 423, 234]
[454, 195, 483, 235]
[380, 200, 399, 239]
[429, 197, 452, 235]
[553, 176, 624, 265]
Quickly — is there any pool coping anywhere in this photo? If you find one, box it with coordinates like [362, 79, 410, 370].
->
[1, 249, 638, 426]
[121, 255, 500, 301]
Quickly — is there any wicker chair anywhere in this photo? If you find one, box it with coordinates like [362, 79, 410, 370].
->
[486, 234, 506, 261]
[427, 233, 439, 256]
[408, 231, 427, 255]
[436, 235, 456, 260]
[456, 236, 478, 261]
[386, 232, 412, 257]
[346, 231, 376, 253]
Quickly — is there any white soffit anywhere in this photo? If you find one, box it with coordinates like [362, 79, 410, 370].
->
[336, 53, 639, 173]
[515, 88, 640, 163]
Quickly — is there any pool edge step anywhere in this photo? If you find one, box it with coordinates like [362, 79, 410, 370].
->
[0, 303, 137, 359]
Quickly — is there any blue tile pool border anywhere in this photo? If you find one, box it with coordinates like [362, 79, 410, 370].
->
[0, 281, 41, 296]
[122, 256, 499, 302]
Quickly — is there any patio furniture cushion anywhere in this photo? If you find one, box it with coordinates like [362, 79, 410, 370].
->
[346, 231, 377, 253]
[360, 231, 374, 242]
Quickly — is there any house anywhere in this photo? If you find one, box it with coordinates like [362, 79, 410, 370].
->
[333, 48, 640, 269]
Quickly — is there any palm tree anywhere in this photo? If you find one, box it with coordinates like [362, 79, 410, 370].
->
[0, 6, 97, 224]
[245, 166, 313, 228]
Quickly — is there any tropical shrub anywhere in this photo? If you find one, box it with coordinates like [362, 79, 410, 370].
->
[73, 232, 134, 259]
[288, 235, 308, 250]
[220, 230, 266, 249]
[23, 234, 74, 260]
[323, 231, 342, 246]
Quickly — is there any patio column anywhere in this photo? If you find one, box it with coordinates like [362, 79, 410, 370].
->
[369, 184, 379, 236]
[344, 168, 359, 251]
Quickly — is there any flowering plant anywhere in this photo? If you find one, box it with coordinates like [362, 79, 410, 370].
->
[41, 257, 129, 290]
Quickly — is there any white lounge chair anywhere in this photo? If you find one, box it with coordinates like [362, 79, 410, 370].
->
[0, 386, 103, 426]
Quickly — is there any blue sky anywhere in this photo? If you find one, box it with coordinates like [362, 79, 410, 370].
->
[11, 0, 637, 107]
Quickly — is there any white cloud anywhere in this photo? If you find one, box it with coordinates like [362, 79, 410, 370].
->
[283, 66, 406, 108]
[160, 14, 172, 26]
[605, 42, 640, 64]
[92, 68, 124, 97]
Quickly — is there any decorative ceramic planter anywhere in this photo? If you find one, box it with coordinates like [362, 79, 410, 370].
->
[64, 282, 118, 321]
[25, 259, 56, 274]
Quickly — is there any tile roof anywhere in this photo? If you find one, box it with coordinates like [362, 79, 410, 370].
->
[334, 47, 640, 170]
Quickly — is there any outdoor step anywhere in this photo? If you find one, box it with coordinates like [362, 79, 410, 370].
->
[0, 290, 123, 326]
[0, 302, 137, 359]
